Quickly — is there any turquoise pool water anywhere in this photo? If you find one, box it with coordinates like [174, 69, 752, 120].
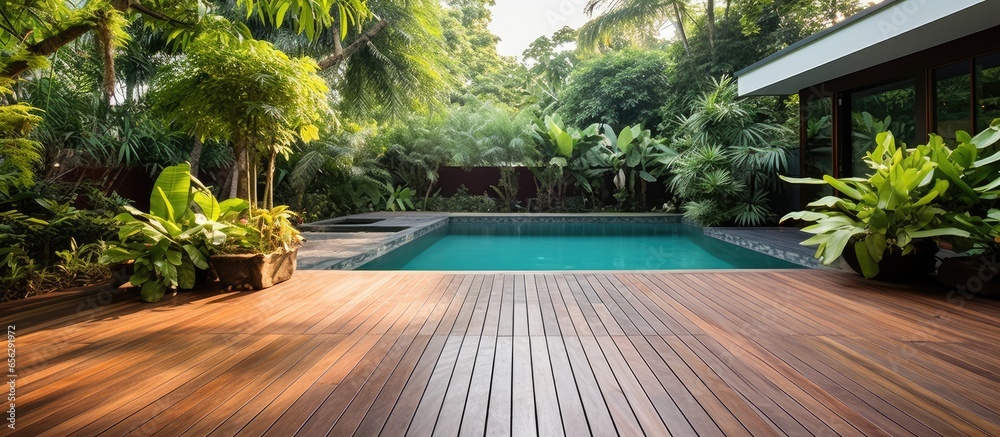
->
[357, 222, 800, 270]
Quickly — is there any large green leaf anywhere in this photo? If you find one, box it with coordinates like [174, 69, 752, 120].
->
[193, 188, 222, 221]
[177, 261, 195, 290]
[822, 175, 863, 200]
[853, 241, 879, 279]
[140, 280, 166, 303]
[555, 131, 574, 157]
[971, 118, 1000, 150]
[149, 163, 192, 223]
[617, 126, 635, 153]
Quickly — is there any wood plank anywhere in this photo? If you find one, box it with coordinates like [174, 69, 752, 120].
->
[529, 336, 563, 437]
[511, 336, 536, 437]
[431, 335, 481, 436]
[610, 335, 697, 435]
[404, 335, 463, 437]
[545, 336, 592, 437]
[486, 337, 513, 437]
[459, 335, 497, 437]
[5, 269, 1000, 436]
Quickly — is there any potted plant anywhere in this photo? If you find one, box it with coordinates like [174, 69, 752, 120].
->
[209, 205, 304, 290]
[931, 119, 1000, 294]
[100, 163, 247, 302]
[781, 131, 968, 280]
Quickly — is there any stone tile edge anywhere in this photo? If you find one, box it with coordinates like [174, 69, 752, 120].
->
[323, 218, 449, 270]
[702, 228, 823, 269]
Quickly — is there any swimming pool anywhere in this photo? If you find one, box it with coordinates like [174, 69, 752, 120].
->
[357, 220, 800, 271]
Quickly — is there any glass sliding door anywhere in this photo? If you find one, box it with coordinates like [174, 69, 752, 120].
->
[848, 81, 917, 177]
[977, 52, 1000, 131]
[803, 96, 833, 199]
[934, 62, 972, 145]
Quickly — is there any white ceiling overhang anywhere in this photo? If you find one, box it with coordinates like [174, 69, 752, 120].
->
[736, 0, 1000, 96]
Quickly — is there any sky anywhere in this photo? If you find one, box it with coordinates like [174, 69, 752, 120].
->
[487, 0, 885, 59]
[489, 0, 592, 58]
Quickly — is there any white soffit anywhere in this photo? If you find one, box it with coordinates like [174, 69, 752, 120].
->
[736, 0, 1000, 96]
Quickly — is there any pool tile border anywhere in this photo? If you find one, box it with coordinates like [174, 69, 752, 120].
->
[320, 217, 449, 270]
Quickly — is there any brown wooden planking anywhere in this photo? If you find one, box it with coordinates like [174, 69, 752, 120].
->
[649, 335, 773, 436]
[405, 335, 464, 437]
[801, 335, 973, 435]
[379, 274, 474, 436]
[610, 335, 698, 436]
[576, 335, 645, 435]
[331, 277, 460, 436]
[349, 277, 463, 436]
[590, 274, 655, 335]
[594, 335, 672, 435]
[5, 270, 1000, 436]
[308, 276, 451, 435]
[545, 336, 594, 436]
[631, 335, 726, 436]
[757, 335, 925, 436]
[846, 336, 1000, 420]
[28, 334, 240, 434]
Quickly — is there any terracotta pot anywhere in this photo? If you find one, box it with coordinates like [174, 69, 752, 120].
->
[841, 240, 938, 282]
[936, 255, 1000, 296]
[211, 248, 298, 290]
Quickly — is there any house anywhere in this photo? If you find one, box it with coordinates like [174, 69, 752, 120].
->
[736, 0, 1000, 206]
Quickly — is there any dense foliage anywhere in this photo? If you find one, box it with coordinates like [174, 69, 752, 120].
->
[0, 0, 876, 299]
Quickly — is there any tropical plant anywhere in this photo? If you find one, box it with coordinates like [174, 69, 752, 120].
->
[217, 205, 303, 254]
[669, 76, 791, 226]
[385, 184, 415, 212]
[148, 25, 331, 208]
[557, 49, 672, 135]
[284, 124, 390, 216]
[100, 163, 247, 302]
[529, 114, 606, 210]
[579, 0, 692, 54]
[0, 78, 44, 195]
[491, 167, 521, 212]
[781, 131, 969, 278]
[606, 124, 676, 209]
[926, 119, 1000, 254]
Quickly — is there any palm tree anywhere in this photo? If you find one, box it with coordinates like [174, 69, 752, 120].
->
[579, 0, 692, 54]
[246, 0, 449, 118]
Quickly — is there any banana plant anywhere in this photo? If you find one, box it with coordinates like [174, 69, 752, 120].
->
[530, 115, 606, 208]
[605, 124, 676, 208]
[385, 183, 414, 212]
[100, 163, 248, 302]
[781, 131, 968, 278]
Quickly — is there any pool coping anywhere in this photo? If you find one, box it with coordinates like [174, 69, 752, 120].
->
[298, 213, 821, 271]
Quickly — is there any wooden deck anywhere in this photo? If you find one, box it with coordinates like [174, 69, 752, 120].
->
[4, 270, 1000, 436]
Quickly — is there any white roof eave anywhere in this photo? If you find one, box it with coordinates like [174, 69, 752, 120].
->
[737, 0, 999, 96]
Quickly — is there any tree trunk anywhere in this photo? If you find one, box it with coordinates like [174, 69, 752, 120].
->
[96, 20, 116, 104]
[189, 136, 204, 177]
[706, 0, 716, 49]
[265, 148, 277, 209]
[231, 142, 246, 200]
[672, 1, 690, 56]
[317, 19, 390, 70]
[725, 0, 731, 20]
